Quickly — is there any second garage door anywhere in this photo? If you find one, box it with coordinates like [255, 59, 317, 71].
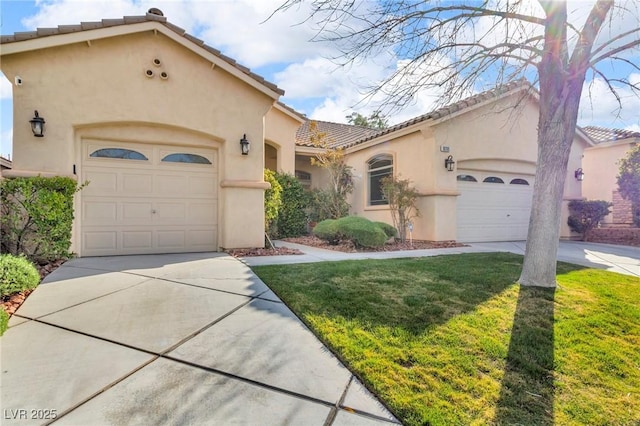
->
[456, 171, 534, 242]
[80, 140, 218, 256]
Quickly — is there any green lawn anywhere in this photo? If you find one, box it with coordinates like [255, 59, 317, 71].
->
[252, 253, 640, 426]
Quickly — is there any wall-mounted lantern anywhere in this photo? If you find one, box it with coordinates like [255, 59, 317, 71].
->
[29, 110, 45, 137]
[444, 155, 455, 172]
[574, 168, 585, 181]
[240, 134, 250, 155]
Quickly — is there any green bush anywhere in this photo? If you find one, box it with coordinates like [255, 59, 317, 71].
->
[275, 172, 309, 238]
[1, 176, 84, 263]
[0, 309, 8, 336]
[0, 254, 40, 297]
[568, 200, 613, 240]
[374, 221, 398, 239]
[313, 219, 341, 244]
[335, 216, 388, 248]
[264, 169, 283, 235]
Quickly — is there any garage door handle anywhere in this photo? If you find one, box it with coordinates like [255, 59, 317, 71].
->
[506, 214, 510, 217]
[151, 209, 157, 214]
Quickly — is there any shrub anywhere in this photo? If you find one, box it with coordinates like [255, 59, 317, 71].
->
[568, 200, 613, 240]
[0, 254, 40, 297]
[374, 221, 398, 239]
[264, 169, 283, 235]
[275, 172, 309, 238]
[335, 216, 388, 248]
[0, 309, 8, 336]
[1, 176, 85, 263]
[313, 219, 341, 244]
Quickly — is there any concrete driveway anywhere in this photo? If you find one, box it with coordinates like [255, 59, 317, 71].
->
[2, 253, 398, 425]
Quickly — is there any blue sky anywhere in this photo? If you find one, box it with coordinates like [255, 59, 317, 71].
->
[1, 0, 639, 159]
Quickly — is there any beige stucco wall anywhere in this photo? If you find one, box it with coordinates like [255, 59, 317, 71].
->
[582, 140, 635, 224]
[264, 106, 301, 174]
[1, 30, 275, 252]
[560, 134, 591, 237]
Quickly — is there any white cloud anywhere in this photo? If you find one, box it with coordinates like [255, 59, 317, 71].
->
[0, 73, 12, 100]
[21, 0, 337, 69]
[578, 74, 640, 128]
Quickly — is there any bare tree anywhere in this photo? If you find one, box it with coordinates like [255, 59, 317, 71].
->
[274, 0, 640, 287]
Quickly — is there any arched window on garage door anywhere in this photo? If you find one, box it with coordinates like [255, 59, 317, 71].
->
[161, 153, 212, 164]
[457, 174, 478, 182]
[483, 176, 505, 183]
[90, 148, 148, 160]
[510, 178, 529, 185]
[368, 154, 393, 206]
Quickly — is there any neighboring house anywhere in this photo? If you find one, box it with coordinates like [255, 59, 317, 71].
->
[0, 156, 11, 171]
[0, 9, 285, 256]
[582, 126, 640, 226]
[294, 81, 594, 242]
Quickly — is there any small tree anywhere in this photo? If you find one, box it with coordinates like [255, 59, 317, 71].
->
[308, 121, 354, 219]
[264, 169, 282, 237]
[617, 145, 640, 226]
[346, 111, 388, 129]
[380, 175, 420, 243]
[567, 200, 612, 240]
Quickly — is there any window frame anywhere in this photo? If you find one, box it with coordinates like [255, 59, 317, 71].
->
[367, 154, 393, 206]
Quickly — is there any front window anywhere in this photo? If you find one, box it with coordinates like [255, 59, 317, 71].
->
[368, 155, 393, 206]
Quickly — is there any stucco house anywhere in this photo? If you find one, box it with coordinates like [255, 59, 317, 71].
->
[1, 10, 600, 256]
[0, 9, 295, 256]
[292, 82, 594, 242]
[581, 126, 639, 226]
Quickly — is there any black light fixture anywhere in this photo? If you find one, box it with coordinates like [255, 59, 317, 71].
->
[29, 110, 45, 137]
[240, 134, 250, 155]
[444, 155, 455, 172]
[574, 168, 585, 181]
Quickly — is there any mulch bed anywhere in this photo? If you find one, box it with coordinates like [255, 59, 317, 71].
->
[1, 259, 66, 317]
[282, 235, 467, 253]
[226, 246, 303, 257]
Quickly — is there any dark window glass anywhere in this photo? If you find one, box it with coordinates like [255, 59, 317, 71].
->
[483, 176, 505, 183]
[90, 148, 148, 160]
[368, 155, 393, 206]
[457, 174, 478, 182]
[161, 153, 212, 164]
[510, 178, 529, 185]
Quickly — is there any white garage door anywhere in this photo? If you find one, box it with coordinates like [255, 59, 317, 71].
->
[81, 140, 218, 256]
[456, 171, 533, 242]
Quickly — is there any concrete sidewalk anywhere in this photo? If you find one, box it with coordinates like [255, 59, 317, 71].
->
[245, 240, 639, 277]
[2, 253, 399, 425]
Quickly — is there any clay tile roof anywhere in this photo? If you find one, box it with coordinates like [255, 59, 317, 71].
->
[296, 120, 380, 148]
[581, 126, 640, 144]
[296, 79, 532, 149]
[0, 10, 283, 96]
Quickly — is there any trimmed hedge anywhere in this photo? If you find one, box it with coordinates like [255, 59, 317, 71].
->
[313, 219, 340, 244]
[374, 221, 398, 239]
[275, 172, 308, 238]
[314, 216, 390, 248]
[1, 176, 83, 262]
[335, 216, 388, 248]
[0, 254, 40, 297]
